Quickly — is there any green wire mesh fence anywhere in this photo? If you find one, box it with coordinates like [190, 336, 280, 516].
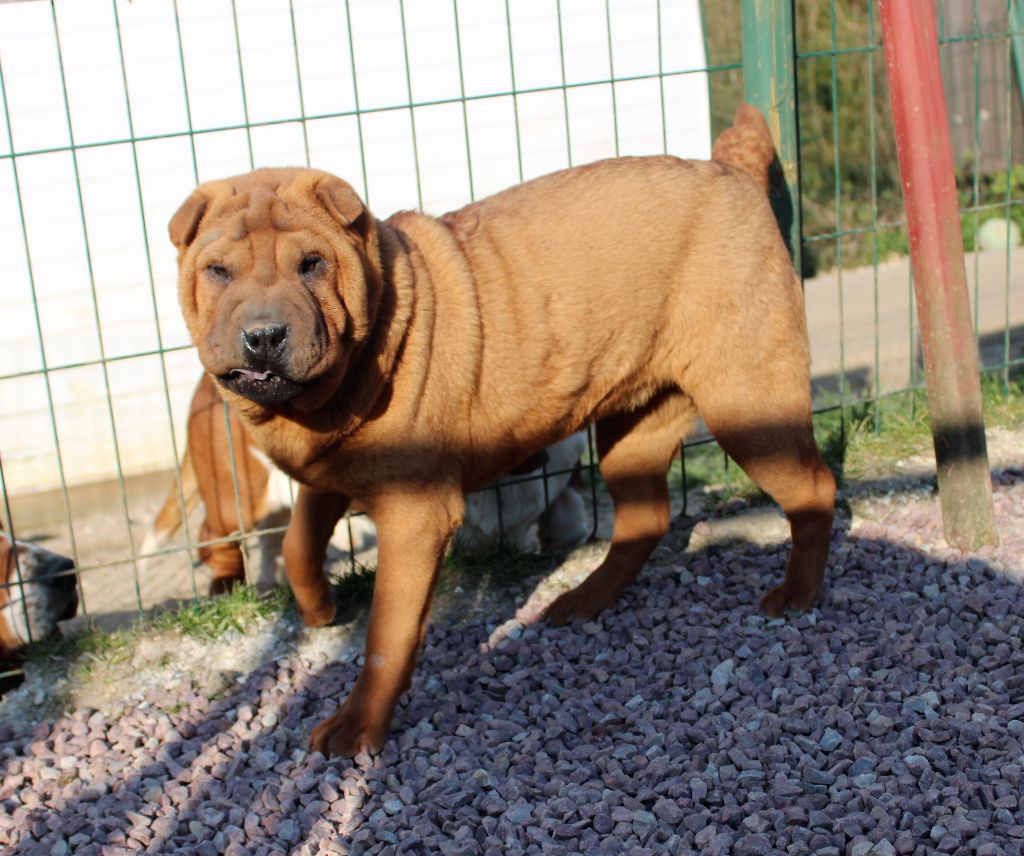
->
[0, 1, 1021, 669]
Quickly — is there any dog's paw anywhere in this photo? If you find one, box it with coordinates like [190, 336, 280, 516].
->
[295, 594, 337, 628]
[759, 581, 821, 618]
[309, 706, 387, 758]
[544, 580, 620, 626]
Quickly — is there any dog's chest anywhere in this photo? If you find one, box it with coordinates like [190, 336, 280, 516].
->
[250, 421, 339, 489]
[249, 418, 412, 499]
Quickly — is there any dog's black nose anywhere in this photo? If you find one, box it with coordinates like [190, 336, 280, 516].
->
[43, 557, 77, 590]
[240, 324, 288, 362]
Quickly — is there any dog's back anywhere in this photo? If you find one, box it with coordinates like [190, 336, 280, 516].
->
[403, 106, 791, 475]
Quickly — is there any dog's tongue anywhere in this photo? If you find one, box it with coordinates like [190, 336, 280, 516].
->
[231, 368, 273, 381]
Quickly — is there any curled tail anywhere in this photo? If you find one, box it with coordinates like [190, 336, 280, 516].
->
[711, 103, 775, 195]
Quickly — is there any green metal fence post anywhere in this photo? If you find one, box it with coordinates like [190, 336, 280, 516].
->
[740, 0, 801, 276]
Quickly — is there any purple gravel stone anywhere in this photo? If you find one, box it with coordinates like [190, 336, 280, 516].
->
[695, 825, 717, 848]
[708, 832, 735, 856]
[820, 728, 844, 752]
[734, 832, 772, 854]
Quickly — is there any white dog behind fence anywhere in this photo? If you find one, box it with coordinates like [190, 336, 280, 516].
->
[142, 432, 591, 590]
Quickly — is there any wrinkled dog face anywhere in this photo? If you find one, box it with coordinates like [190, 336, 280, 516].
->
[0, 533, 78, 654]
[169, 168, 382, 411]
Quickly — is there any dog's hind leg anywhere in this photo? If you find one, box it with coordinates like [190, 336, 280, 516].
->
[545, 391, 696, 625]
[690, 366, 836, 617]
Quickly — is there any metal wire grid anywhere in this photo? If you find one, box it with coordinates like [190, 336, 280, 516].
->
[790, 0, 1023, 428]
[0, 0, 1019, 665]
[0, 0, 721, 647]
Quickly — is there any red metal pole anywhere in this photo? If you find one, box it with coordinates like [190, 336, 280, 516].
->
[879, 0, 998, 551]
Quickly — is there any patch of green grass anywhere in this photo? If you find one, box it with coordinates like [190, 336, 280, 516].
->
[313, 543, 565, 624]
[24, 623, 135, 687]
[25, 583, 293, 679]
[840, 393, 933, 474]
[148, 583, 293, 641]
[325, 538, 571, 615]
[959, 164, 1024, 253]
[27, 622, 133, 669]
[815, 366, 1023, 482]
[979, 371, 1024, 430]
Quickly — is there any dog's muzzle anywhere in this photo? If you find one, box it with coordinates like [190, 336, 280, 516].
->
[220, 323, 307, 404]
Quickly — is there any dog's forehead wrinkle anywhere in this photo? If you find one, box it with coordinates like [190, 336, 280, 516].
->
[271, 196, 299, 232]
[249, 227, 280, 283]
[244, 190, 275, 233]
[225, 213, 249, 243]
[198, 229, 222, 249]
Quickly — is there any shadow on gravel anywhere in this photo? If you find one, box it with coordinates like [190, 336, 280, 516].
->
[2, 469, 1024, 855]
[0, 625, 374, 854]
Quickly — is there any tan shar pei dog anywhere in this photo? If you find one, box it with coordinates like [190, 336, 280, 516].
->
[169, 104, 835, 756]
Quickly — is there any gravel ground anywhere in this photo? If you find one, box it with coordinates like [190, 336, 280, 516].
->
[2, 468, 1024, 855]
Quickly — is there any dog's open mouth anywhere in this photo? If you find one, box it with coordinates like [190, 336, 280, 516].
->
[220, 368, 306, 404]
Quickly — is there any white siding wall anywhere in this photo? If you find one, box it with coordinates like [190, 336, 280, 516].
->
[0, 0, 710, 496]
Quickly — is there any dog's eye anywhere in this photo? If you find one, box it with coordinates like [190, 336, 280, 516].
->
[299, 254, 325, 282]
[205, 264, 231, 284]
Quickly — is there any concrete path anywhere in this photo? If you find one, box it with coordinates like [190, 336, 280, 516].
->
[804, 246, 1023, 400]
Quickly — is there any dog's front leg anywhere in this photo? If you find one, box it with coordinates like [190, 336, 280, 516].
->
[282, 485, 350, 627]
[309, 487, 464, 757]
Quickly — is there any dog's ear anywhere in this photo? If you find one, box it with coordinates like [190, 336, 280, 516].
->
[314, 175, 382, 344]
[169, 191, 209, 250]
[315, 176, 365, 228]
